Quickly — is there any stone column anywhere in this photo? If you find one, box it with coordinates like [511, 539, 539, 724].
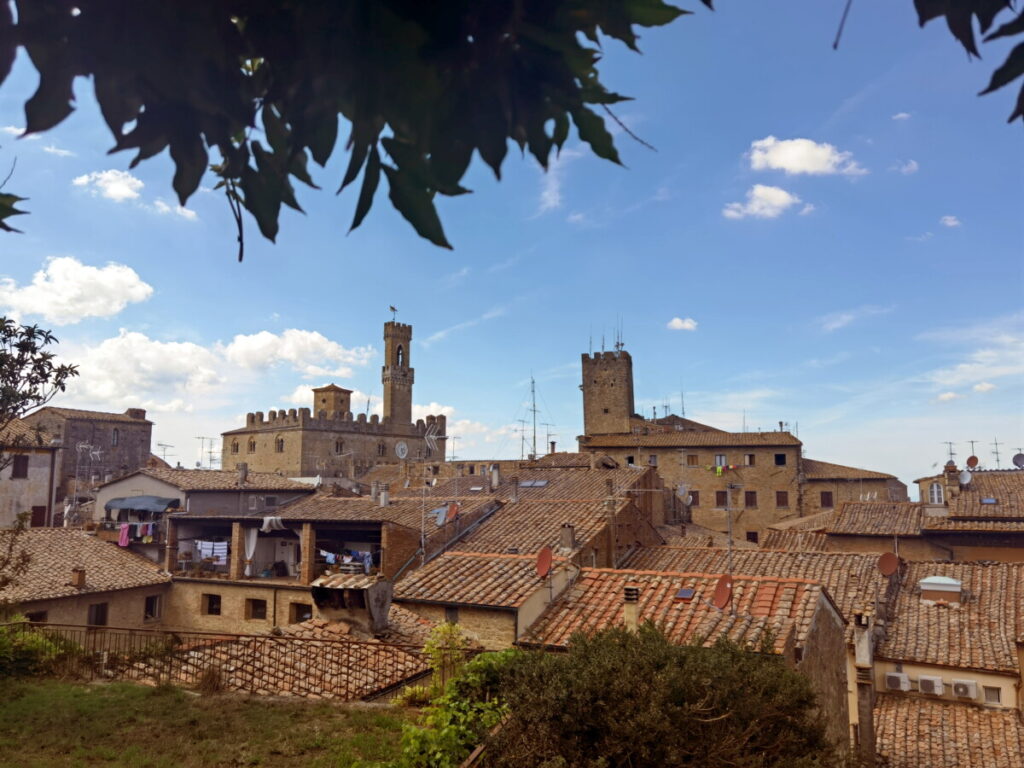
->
[299, 523, 316, 583]
[229, 522, 245, 580]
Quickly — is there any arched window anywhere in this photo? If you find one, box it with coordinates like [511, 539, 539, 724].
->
[377, 442, 386, 457]
[928, 482, 944, 505]
[231, 441, 239, 454]
[247, 439, 256, 453]
[112, 428, 119, 447]
[397, 345, 405, 367]
[334, 439, 344, 455]
[275, 437, 285, 453]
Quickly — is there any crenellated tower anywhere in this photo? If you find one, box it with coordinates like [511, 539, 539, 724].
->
[581, 349, 635, 435]
[311, 383, 352, 416]
[382, 321, 414, 424]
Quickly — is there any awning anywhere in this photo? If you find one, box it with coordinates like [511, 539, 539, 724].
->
[104, 495, 181, 513]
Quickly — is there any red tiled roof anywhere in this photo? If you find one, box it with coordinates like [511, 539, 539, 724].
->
[133, 468, 315, 492]
[826, 502, 923, 537]
[760, 530, 828, 551]
[395, 552, 557, 609]
[0, 418, 52, 447]
[28, 406, 151, 423]
[950, 470, 1024, 520]
[523, 568, 828, 654]
[801, 458, 897, 481]
[580, 431, 801, 448]
[875, 694, 1024, 768]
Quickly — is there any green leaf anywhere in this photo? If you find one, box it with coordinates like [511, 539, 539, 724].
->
[984, 11, 1024, 42]
[382, 165, 452, 249]
[348, 144, 380, 233]
[308, 112, 339, 167]
[239, 167, 281, 242]
[626, 0, 691, 27]
[552, 113, 570, 151]
[262, 104, 288, 155]
[0, 2, 15, 87]
[980, 41, 1024, 94]
[289, 150, 319, 189]
[0, 193, 28, 233]
[571, 107, 621, 164]
[24, 67, 75, 133]
[169, 135, 208, 204]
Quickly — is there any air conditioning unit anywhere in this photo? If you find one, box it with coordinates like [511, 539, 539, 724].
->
[918, 675, 944, 695]
[952, 679, 978, 699]
[885, 672, 911, 691]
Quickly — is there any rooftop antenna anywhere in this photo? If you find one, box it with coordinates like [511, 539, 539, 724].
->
[530, 375, 539, 458]
[942, 441, 957, 462]
[992, 438, 1003, 468]
[680, 383, 686, 418]
[195, 436, 215, 468]
[157, 442, 174, 461]
[589, 326, 593, 356]
[449, 435, 458, 462]
[542, 423, 557, 454]
[742, 409, 747, 432]
[968, 439, 979, 457]
[516, 418, 528, 461]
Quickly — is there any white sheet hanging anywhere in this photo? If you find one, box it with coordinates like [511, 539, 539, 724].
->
[260, 516, 286, 533]
[244, 527, 258, 577]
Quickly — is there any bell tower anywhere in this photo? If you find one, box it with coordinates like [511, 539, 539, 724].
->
[382, 321, 414, 424]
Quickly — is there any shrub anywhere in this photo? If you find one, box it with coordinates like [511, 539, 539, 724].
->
[0, 619, 77, 676]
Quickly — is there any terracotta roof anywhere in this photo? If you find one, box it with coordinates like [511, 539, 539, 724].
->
[526, 452, 618, 469]
[395, 552, 555, 609]
[800, 458, 897, 481]
[28, 406, 151, 423]
[877, 562, 1024, 675]
[523, 568, 827, 654]
[618, 546, 888, 625]
[950, 470, 1024, 520]
[380, 604, 439, 646]
[0, 418, 52, 447]
[760, 530, 829, 551]
[768, 510, 837, 531]
[580, 431, 801, 448]
[128, 468, 316, 492]
[660, 534, 714, 548]
[0, 529, 170, 603]
[641, 415, 728, 433]
[875, 694, 1024, 768]
[826, 501, 923, 536]
[921, 518, 1024, 533]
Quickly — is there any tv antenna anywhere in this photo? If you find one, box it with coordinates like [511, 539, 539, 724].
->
[680, 382, 686, 418]
[541, 423, 557, 454]
[992, 438, 1003, 468]
[157, 442, 174, 461]
[516, 419, 527, 461]
[942, 441, 956, 462]
[195, 436, 215, 469]
[529, 375, 539, 458]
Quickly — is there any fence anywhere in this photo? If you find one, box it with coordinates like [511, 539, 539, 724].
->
[1, 622, 440, 701]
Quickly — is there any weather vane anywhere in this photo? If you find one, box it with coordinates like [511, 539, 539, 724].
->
[389, 305, 397, 321]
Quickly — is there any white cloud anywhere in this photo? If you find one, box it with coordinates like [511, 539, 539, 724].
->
[894, 159, 919, 175]
[0, 256, 153, 325]
[667, 317, 698, 331]
[748, 136, 867, 176]
[799, 203, 816, 215]
[891, 112, 912, 121]
[535, 148, 582, 215]
[566, 212, 588, 225]
[920, 313, 1024, 390]
[722, 184, 802, 220]
[940, 215, 961, 227]
[423, 307, 505, 346]
[1, 126, 39, 140]
[223, 329, 374, 378]
[72, 169, 144, 202]
[936, 391, 961, 402]
[817, 305, 893, 333]
[973, 382, 996, 393]
[42, 144, 75, 157]
[906, 232, 933, 242]
[154, 198, 198, 221]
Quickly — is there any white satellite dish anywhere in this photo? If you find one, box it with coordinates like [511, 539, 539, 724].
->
[959, 470, 972, 485]
[1013, 453, 1024, 470]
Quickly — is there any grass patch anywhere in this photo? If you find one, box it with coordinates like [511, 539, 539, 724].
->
[0, 679, 411, 767]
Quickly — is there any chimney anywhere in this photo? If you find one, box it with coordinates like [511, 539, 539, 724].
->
[605, 478, 614, 497]
[778, 420, 784, 431]
[560, 522, 576, 550]
[237, 462, 248, 485]
[510, 476, 519, 503]
[944, 460, 961, 500]
[125, 408, 146, 420]
[549, 440, 556, 454]
[623, 585, 640, 632]
[370, 481, 380, 503]
[70, 567, 86, 588]
[851, 612, 877, 766]
[379, 483, 390, 508]
[490, 465, 501, 492]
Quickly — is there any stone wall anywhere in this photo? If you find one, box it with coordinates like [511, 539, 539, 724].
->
[163, 579, 314, 633]
[796, 599, 850, 755]
[802, 477, 907, 516]
[0, 448, 55, 527]
[580, 351, 635, 436]
[15, 584, 170, 628]
[402, 603, 517, 650]
[824, 535, 952, 560]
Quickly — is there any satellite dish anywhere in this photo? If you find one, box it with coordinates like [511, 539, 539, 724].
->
[711, 575, 733, 610]
[536, 546, 553, 579]
[966, 455, 979, 469]
[1013, 453, 1024, 469]
[878, 552, 899, 576]
[445, 502, 460, 523]
[685, 495, 693, 506]
[959, 470, 972, 485]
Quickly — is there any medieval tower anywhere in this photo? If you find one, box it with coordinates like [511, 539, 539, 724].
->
[581, 349, 636, 435]
[382, 321, 414, 425]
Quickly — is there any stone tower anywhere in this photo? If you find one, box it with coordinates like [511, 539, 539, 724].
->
[382, 321, 414, 424]
[581, 350, 635, 435]
[311, 384, 352, 416]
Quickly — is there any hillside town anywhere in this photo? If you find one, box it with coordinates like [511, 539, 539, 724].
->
[1, 318, 1021, 766]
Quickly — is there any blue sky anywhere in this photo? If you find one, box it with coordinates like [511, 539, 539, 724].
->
[1, 1, 1021, 494]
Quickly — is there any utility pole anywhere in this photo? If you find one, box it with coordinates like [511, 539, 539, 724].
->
[992, 438, 1003, 468]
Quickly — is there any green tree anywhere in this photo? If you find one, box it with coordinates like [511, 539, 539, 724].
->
[1, 2, 1019, 252]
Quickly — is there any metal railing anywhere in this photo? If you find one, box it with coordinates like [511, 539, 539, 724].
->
[0, 622, 438, 701]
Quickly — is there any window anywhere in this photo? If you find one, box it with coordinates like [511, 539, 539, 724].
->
[246, 599, 268, 620]
[397, 345, 405, 367]
[745, 531, 759, 544]
[820, 491, 834, 508]
[377, 442, 386, 457]
[689, 490, 699, 506]
[112, 428, 119, 447]
[774, 453, 787, 466]
[714, 454, 726, 467]
[24, 610, 47, 623]
[249, 496, 258, 511]
[686, 454, 699, 466]
[264, 496, 278, 508]
[715, 490, 728, 507]
[334, 439, 344, 454]
[468, 465, 475, 475]
[290, 603, 313, 623]
[984, 686, 1002, 705]
[928, 482, 944, 505]
[275, 437, 285, 453]
[743, 454, 755, 466]
[626, 455, 635, 466]
[144, 595, 162, 621]
[648, 455, 658, 467]
[744, 491, 757, 508]
[87, 602, 108, 627]
[231, 441, 239, 454]
[10, 455, 28, 479]
[602, 408, 610, 414]
[776, 491, 789, 508]
[444, 606, 459, 624]
[202, 594, 221, 616]
[247, 439, 256, 453]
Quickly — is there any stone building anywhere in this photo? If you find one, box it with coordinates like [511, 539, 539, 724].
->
[576, 347, 906, 537]
[22, 405, 153, 505]
[0, 419, 60, 527]
[221, 321, 447, 477]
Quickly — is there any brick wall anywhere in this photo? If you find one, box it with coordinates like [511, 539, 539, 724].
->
[163, 579, 314, 633]
[401, 603, 517, 650]
[15, 584, 170, 628]
[796, 599, 851, 755]
[803, 478, 907, 516]
[381, 523, 421, 580]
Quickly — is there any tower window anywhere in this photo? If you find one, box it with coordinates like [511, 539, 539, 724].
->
[744, 491, 757, 508]
[377, 442, 386, 457]
[112, 428, 119, 447]
[334, 439, 344, 455]
[602, 408, 610, 414]
[686, 454, 699, 466]
[743, 453, 755, 466]
[247, 439, 256, 453]
[397, 345, 405, 367]
[275, 438, 285, 453]
[231, 441, 239, 455]
[776, 491, 789, 508]
[715, 491, 728, 507]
